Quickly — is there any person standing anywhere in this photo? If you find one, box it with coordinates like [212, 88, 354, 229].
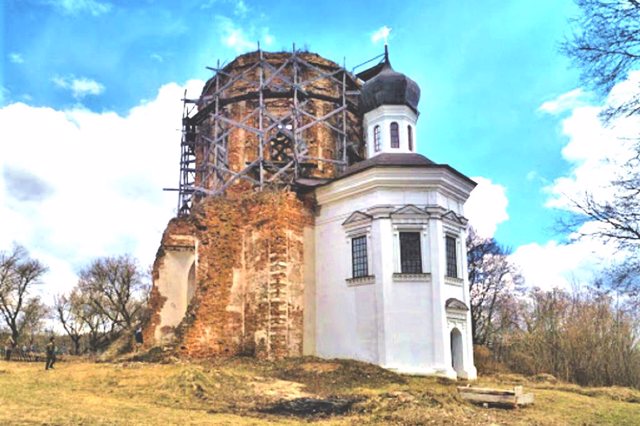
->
[4, 336, 15, 361]
[45, 337, 56, 370]
[134, 327, 143, 352]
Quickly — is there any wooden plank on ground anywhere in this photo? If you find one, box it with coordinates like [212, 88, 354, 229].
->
[457, 385, 534, 408]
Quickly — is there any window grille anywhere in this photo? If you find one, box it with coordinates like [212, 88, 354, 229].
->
[446, 236, 458, 278]
[400, 232, 422, 273]
[390, 122, 399, 148]
[373, 125, 381, 152]
[352, 236, 368, 278]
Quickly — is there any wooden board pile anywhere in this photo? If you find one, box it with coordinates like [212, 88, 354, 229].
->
[458, 385, 534, 408]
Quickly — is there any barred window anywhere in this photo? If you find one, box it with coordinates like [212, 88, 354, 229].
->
[352, 236, 368, 278]
[446, 236, 458, 278]
[407, 125, 413, 151]
[400, 232, 422, 273]
[373, 125, 381, 152]
[390, 122, 399, 148]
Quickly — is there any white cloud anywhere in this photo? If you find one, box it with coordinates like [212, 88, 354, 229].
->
[510, 238, 618, 291]
[542, 72, 640, 211]
[0, 79, 205, 297]
[538, 88, 589, 114]
[215, 15, 274, 53]
[371, 26, 391, 44]
[52, 75, 105, 99]
[150, 53, 164, 63]
[464, 177, 509, 238]
[9, 53, 24, 64]
[44, 0, 112, 16]
[510, 72, 640, 290]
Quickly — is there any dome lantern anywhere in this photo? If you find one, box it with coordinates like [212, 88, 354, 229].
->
[360, 48, 421, 158]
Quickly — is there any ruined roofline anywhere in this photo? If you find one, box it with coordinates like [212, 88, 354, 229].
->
[175, 47, 366, 210]
[194, 50, 361, 120]
[202, 49, 355, 89]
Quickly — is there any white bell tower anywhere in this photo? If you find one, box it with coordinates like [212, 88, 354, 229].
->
[360, 47, 421, 158]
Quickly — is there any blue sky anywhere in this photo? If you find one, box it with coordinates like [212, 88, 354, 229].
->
[2, 0, 636, 293]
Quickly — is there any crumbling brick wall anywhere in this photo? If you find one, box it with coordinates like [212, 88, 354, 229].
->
[146, 189, 313, 359]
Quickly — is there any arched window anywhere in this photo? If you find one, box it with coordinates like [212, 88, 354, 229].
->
[390, 122, 399, 148]
[373, 125, 381, 152]
[407, 125, 413, 151]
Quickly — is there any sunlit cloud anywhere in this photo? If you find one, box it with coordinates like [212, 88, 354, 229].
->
[52, 75, 106, 99]
[371, 25, 391, 45]
[465, 177, 509, 238]
[215, 15, 274, 53]
[0, 80, 205, 297]
[538, 88, 590, 114]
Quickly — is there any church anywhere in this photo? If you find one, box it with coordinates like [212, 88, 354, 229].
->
[144, 47, 477, 380]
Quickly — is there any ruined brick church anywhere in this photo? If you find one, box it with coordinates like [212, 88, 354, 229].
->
[144, 47, 477, 379]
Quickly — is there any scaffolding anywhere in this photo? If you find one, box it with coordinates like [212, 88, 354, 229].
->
[174, 48, 362, 215]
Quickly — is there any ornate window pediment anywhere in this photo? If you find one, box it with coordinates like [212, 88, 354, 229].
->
[445, 298, 469, 311]
[390, 204, 429, 221]
[342, 210, 373, 228]
[442, 210, 468, 226]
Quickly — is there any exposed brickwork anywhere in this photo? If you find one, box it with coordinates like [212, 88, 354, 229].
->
[146, 190, 313, 359]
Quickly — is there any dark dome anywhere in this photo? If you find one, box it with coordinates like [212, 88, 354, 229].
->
[359, 61, 421, 115]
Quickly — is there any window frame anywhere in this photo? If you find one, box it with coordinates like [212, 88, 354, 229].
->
[445, 235, 459, 278]
[399, 231, 422, 273]
[391, 217, 431, 282]
[390, 122, 400, 148]
[351, 235, 369, 278]
[373, 125, 381, 152]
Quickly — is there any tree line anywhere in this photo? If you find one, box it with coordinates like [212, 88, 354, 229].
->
[0, 246, 147, 356]
[468, 229, 640, 388]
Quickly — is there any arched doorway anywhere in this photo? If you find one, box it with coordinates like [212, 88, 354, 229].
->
[450, 327, 464, 376]
[187, 262, 196, 304]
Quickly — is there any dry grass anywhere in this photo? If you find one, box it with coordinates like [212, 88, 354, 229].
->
[0, 357, 638, 425]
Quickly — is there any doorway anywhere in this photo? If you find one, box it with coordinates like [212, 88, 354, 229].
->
[450, 327, 464, 377]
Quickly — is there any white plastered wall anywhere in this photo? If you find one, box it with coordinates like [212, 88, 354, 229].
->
[313, 166, 477, 379]
[154, 247, 197, 343]
[364, 105, 418, 157]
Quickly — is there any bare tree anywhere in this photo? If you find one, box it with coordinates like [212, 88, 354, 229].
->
[560, 1, 640, 301]
[563, 0, 640, 120]
[54, 291, 85, 355]
[0, 246, 48, 346]
[467, 228, 524, 346]
[502, 288, 640, 388]
[78, 255, 147, 332]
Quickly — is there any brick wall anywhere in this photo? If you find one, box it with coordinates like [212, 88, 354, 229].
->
[146, 189, 314, 359]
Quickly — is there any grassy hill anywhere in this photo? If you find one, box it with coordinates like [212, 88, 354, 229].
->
[0, 356, 638, 425]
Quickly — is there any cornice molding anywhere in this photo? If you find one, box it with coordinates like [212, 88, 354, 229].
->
[315, 167, 475, 206]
